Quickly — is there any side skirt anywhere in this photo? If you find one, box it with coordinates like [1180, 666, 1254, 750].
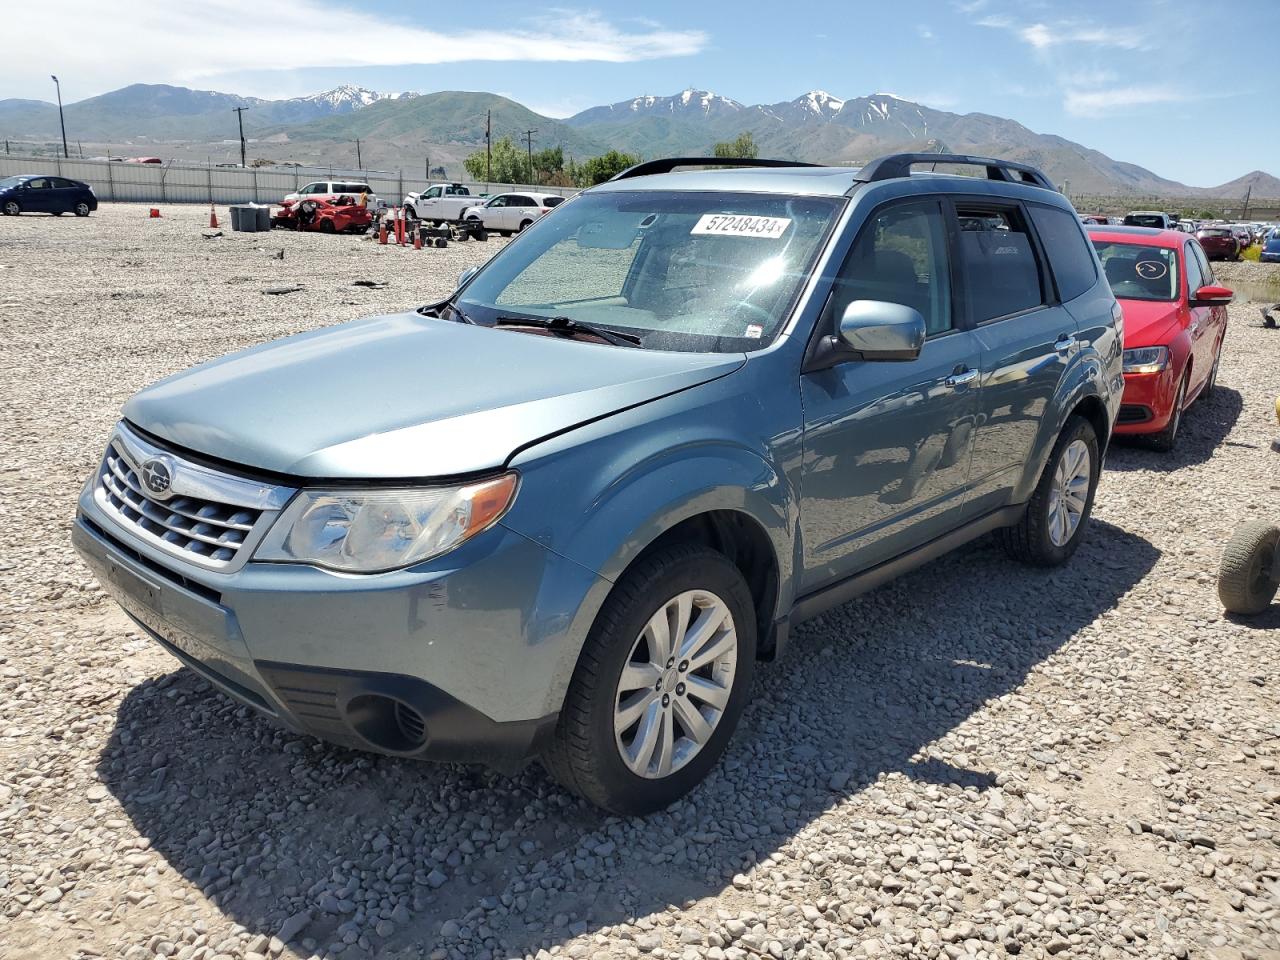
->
[789, 504, 1026, 625]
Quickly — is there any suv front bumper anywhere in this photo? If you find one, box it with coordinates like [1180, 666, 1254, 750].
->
[73, 484, 607, 772]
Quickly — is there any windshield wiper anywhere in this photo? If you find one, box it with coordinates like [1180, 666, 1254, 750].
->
[494, 314, 641, 348]
[444, 300, 476, 324]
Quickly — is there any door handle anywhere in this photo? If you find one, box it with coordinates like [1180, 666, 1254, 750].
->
[944, 369, 978, 388]
[1054, 335, 1077, 353]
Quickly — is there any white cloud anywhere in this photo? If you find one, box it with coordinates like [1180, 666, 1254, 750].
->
[1016, 21, 1147, 51]
[918, 24, 936, 41]
[4, 1, 707, 100]
[1063, 85, 1190, 116]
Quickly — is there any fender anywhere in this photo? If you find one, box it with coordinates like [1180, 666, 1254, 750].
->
[502, 380, 800, 612]
[1013, 345, 1111, 502]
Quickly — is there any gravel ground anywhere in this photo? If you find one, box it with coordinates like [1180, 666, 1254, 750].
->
[1, 203, 1278, 960]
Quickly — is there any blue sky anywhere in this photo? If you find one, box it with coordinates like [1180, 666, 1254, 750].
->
[13, 0, 1278, 187]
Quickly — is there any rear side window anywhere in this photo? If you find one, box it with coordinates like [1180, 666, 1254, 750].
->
[824, 199, 953, 336]
[1028, 204, 1097, 301]
[1183, 243, 1204, 295]
[955, 204, 1045, 322]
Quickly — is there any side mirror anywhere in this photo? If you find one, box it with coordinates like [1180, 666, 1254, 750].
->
[805, 300, 926, 372]
[1191, 284, 1233, 307]
[457, 266, 479, 289]
[838, 300, 926, 360]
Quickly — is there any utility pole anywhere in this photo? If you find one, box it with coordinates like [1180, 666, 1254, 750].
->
[486, 109, 492, 183]
[1242, 184, 1252, 221]
[523, 128, 537, 185]
[232, 106, 249, 167]
[51, 75, 69, 159]
[355, 138, 362, 170]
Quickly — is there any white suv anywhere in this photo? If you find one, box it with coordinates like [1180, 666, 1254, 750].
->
[462, 192, 565, 235]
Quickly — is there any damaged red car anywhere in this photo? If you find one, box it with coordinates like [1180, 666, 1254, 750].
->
[1087, 225, 1231, 452]
[272, 194, 373, 234]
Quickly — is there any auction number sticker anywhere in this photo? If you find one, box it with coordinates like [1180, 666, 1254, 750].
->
[692, 214, 791, 239]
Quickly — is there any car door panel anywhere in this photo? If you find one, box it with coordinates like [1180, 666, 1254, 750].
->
[966, 306, 1078, 514]
[798, 197, 978, 592]
[22, 180, 51, 212]
[954, 200, 1079, 515]
[800, 336, 980, 590]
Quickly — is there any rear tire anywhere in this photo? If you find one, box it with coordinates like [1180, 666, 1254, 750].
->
[998, 415, 1100, 567]
[50, 210, 63, 216]
[542, 544, 756, 815]
[519, 219, 533, 232]
[1197, 342, 1222, 404]
[1218, 521, 1280, 615]
[1148, 373, 1187, 452]
[2, 200, 19, 216]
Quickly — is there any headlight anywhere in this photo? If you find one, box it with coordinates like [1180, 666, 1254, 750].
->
[1122, 346, 1170, 375]
[256, 473, 517, 573]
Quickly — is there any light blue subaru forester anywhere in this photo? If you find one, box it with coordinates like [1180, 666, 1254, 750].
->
[74, 154, 1122, 814]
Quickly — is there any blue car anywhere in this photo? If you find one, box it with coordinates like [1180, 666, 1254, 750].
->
[1261, 231, 1280, 263]
[72, 153, 1122, 813]
[0, 174, 97, 216]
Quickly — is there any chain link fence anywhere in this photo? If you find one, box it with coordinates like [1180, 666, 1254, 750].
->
[0, 155, 576, 206]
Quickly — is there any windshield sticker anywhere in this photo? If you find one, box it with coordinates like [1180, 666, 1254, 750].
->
[1135, 260, 1167, 280]
[744, 323, 764, 339]
[692, 214, 792, 239]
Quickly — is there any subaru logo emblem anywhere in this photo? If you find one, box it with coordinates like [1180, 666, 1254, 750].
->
[140, 457, 174, 497]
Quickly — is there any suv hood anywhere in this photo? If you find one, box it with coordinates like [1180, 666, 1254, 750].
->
[124, 312, 743, 479]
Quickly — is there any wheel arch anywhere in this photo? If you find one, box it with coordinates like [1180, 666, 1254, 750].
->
[617, 509, 782, 661]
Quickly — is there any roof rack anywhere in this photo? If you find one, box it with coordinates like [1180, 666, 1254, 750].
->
[609, 157, 821, 182]
[855, 153, 1057, 191]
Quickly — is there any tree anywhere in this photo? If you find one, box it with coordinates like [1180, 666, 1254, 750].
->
[713, 131, 759, 160]
[574, 150, 641, 186]
[463, 136, 525, 183]
[531, 146, 564, 183]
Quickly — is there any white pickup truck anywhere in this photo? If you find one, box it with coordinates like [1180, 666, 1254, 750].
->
[402, 183, 474, 222]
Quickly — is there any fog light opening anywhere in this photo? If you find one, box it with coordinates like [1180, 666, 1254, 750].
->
[345, 694, 428, 753]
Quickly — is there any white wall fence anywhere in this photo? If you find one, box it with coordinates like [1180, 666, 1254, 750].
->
[0, 155, 575, 206]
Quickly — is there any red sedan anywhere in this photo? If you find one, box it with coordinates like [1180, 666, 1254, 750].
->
[1088, 226, 1232, 451]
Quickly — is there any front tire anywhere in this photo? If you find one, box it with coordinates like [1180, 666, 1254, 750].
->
[74, 201, 91, 217]
[1148, 373, 1187, 452]
[999, 415, 1100, 567]
[542, 544, 756, 815]
[1218, 521, 1280, 615]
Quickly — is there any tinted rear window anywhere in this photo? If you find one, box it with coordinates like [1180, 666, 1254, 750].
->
[956, 205, 1045, 322]
[1124, 214, 1165, 228]
[545, 196, 565, 207]
[1028, 204, 1097, 301]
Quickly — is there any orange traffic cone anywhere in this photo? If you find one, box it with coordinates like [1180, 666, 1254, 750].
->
[378, 218, 387, 245]
[209, 204, 218, 229]
[413, 227, 422, 250]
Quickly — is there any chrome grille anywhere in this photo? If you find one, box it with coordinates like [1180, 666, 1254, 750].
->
[91, 423, 296, 572]
[98, 448, 258, 564]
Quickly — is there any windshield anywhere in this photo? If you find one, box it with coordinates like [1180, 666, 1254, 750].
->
[1092, 241, 1179, 301]
[0, 176, 30, 189]
[456, 189, 841, 352]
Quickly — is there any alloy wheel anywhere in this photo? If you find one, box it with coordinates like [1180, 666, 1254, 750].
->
[613, 590, 737, 779]
[1047, 439, 1090, 547]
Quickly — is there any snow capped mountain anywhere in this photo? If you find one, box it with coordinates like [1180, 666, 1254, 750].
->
[567, 88, 744, 127]
[796, 90, 845, 118]
[290, 85, 418, 113]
